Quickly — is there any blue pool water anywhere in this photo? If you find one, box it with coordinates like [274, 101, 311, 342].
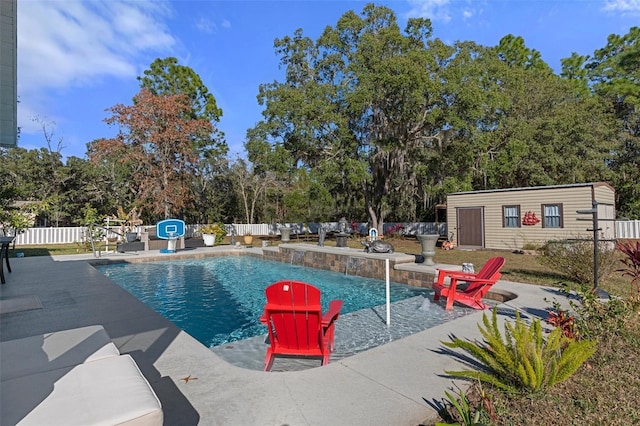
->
[96, 256, 431, 348]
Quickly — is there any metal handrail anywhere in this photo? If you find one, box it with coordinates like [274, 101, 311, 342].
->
[88, 224, 125, 258]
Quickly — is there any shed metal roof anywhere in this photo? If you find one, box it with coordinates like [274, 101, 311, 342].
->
[448, 182, 614, 196]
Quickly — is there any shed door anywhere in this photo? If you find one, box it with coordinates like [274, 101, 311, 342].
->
[457, 207, 484, 247]
[598, 203, 615, 241]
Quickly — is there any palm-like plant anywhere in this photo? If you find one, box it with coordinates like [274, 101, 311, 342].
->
[442, 308, 596, 394]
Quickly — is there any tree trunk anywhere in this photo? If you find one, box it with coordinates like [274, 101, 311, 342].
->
[367, 205, 385, 236]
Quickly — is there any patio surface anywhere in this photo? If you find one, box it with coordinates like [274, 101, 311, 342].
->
[0, 246, 571, 425]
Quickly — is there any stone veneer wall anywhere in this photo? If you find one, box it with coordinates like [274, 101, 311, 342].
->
[262, 246, 434, 289]
[92, 246, 435, 289]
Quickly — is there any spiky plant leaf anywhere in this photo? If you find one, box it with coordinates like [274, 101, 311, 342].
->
[444, 370, 517, 393]
[441, 307, 597, 394]
[552, 338, 597, 384]
[443, 389, 472, 425]
[441, 338, 504, 374]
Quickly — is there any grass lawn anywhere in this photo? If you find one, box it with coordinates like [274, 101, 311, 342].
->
[9, 243, 95, 257]
[11, 236, 640, 425]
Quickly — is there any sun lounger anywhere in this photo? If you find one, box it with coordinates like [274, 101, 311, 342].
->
[0, 325, 163, 426]
[1, 354, 163, 426]
[0, 325, 120, 381]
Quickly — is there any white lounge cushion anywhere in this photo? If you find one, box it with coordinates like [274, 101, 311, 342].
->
[1, 354, 163, 426]
[0, 325, 120, 381]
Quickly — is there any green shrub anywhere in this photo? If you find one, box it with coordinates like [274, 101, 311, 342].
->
[200, 222, 227, 245]
[442, 308, 597, 394]
[436, 383, 486, 426]
[538, 238, 618, 285]
[555, 283, 634, 341]
[521, 242, 539, 251]
[76, 204, 105, 250]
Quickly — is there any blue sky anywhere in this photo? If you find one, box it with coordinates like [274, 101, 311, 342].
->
[17, 0, 639, 159]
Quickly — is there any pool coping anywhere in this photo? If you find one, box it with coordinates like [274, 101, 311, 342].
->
[0, 246, 571, 425]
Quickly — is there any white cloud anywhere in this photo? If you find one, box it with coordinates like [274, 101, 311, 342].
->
[406, 0, 453, 23]
[17, 0, 175, 136]
[196, 17, 216, 34]
[17, 102, 51, 136]
[195, 16, 231, 34]
[405, 0, 483, 23]
[18, 0, 175, 93]
[603, 0, 640, 12]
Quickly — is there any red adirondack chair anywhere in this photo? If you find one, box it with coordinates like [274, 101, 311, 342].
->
[432, 257, 505, 310]
[259, 280, 343, 371]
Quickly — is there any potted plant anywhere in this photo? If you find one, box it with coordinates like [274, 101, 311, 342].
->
[243, 231, 253, 246]
[279, 226, 292, 242]
[417, 233, 439, 266]
[200, 223, 226, 247]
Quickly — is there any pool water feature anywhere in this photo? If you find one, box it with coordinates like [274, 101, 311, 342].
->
[96, 256, 473, 350]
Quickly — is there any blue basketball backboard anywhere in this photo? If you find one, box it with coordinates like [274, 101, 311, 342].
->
[156, 219, 185, 240]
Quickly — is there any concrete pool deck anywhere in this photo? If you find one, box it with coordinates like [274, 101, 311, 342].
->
[0, 246, 571, 425]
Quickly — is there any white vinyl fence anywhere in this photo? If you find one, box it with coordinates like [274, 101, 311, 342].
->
[616, 220, 640, 240]
[8, 222, 448, 246]
[7, 220, 639, 246]
[13, 226, 87, 245]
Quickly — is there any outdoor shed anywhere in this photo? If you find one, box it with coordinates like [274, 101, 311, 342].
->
[446, 182, 615, 250]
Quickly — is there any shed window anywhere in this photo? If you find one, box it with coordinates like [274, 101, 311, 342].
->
[503, 205, 520, 228]
[542, 204, 563, 228]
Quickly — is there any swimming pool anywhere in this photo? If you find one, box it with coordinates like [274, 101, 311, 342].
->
[96, 256, 433, 347]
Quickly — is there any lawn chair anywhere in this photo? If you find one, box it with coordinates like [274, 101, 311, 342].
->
[433, 257, 505, 310]
[259, 280, 342, 371]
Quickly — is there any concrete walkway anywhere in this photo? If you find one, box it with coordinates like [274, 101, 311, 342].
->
[0, 247, 570, 425]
